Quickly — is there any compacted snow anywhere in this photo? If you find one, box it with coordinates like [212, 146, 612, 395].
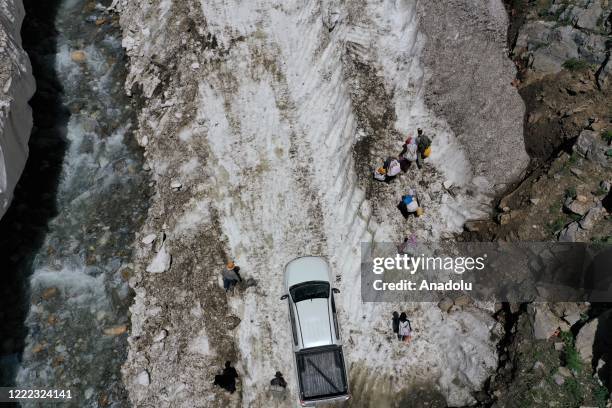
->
[116, 0, 526, 406]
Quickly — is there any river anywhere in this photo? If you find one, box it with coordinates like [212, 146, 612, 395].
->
[5, 0, 148, 405]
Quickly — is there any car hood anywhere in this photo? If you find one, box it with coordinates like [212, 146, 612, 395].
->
[295, 298, 333, 348]
[285, 256, 330, 289]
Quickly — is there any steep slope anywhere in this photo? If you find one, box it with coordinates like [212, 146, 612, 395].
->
[116, 0, 527, 406]
[0, 0, 35, 218]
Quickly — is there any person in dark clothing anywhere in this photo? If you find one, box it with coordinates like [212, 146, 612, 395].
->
[213, 361, 239, 393]
[392, 311, 400, 340]
[270, 371, 287, 389]
[415, 128, 431, 169]
[222, 261, 242, 292]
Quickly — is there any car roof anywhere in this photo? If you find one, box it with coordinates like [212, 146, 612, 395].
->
[294, 298, 334, 348]
[285, 256, 330, 288]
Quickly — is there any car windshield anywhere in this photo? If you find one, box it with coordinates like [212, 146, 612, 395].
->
[290, 282, 330, 303]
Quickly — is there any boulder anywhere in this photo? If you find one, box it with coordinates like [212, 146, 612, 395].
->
[565, 198, 592, 216]
[576, 311, 612, 364]
[553, 372, 565, 386]
[41, 287, 59, 300]
[574, 129, 612, 168]
[70, 50, 87, 63]
[574, 0, 604, 31]
[454, 294, 472, 307]
[576, 318, 598, 361]
[438, 297, 454, 313]
[558, 366, 573, 377]
[574, 130, 598, 157]
[146, 243, 172, 273]
[564, 312, 582, 326]
[558, 222, 580, 242]
[103, 325, 128, 336]
[135, 370, 150, 386]
[530, 304, 563, 339]
[596, 56, 610, 89]
[516, 21, 608, 75]
[579, 205, 604, 230]
[141, 233, 157, 245]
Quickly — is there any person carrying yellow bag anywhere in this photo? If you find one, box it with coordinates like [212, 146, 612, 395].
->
[416, 128, 432, 168]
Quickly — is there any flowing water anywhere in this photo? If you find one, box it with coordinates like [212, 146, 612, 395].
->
[13, 0, 148, 405]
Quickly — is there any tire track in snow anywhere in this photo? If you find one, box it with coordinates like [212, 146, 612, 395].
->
[196, 10, 330, 404]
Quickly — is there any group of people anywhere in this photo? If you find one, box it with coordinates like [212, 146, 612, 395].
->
[392, 311, 413, 343]
[372, 128, 432, 219]
[213, 361, 287, 396]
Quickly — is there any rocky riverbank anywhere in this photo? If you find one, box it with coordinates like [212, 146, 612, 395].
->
[0, 0, 35, 218]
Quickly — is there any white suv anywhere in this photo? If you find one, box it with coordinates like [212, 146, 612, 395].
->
[281, 256, 350, 406]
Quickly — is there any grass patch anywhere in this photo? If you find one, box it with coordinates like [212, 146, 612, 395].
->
[569, 213, 582, 221]
[549, 202, 562, 214]
[565, 186, 577, 199]
[567, 152, 580, 165]
[594, 384, 610, 408]
[562, 377, 583, 407]
[560, 331, 583, 372]
[548, 217, 567, 234]
[602, 130, 612, 144]
[562, 58, 590, 71]
[591, 236, 612, 245]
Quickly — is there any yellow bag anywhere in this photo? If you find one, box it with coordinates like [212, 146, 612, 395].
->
[424, 146, 432, 158]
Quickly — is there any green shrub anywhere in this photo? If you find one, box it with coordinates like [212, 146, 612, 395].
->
[549, 202, 562, 214]
[602, 130, 612, 144]
[562, 378, 583, 407]
[549, 217, 567, 234]
[560, 331, 583, 372]
[565, 187, 577, 199]
[593, 384, 609, 408]
[562, 58, 589, 71]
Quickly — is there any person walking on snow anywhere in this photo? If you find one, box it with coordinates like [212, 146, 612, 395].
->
[392, 311, 401, 340]
[397, 189, 424, 219]
[415, 128, 432, 169]
[213, 361, 239, 393]
[385, 157, 402, 178]
[398, 312, 412, 343]
[270, 371, 287, 390]
[399, 135, 418, 171]
[222, 261, 242, 292]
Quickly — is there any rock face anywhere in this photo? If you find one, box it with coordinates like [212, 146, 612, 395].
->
[0, 0, 35, 218]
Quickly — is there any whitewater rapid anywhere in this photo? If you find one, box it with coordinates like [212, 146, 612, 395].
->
[15, 1, 148, 406]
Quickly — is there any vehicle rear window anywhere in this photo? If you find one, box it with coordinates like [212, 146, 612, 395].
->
[290, 282, 329, 303]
